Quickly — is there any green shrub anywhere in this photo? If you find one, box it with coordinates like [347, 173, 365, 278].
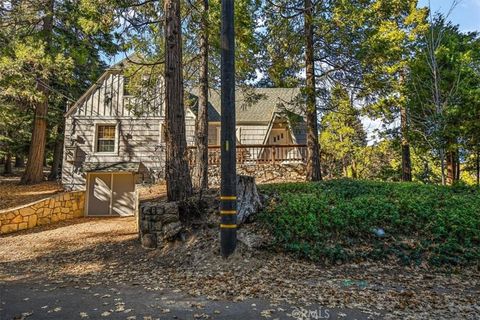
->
[259, 179, 480, 266]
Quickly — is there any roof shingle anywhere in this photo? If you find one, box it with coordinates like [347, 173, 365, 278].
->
[189, 88, 302, 123]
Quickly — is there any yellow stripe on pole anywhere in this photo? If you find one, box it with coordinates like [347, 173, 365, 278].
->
[220, 210, 236, 215]
[220, 224, 237, 229]
[220, 196, 237, 200]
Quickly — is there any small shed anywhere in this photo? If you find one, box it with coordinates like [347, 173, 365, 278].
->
[83, 162, 145, 216]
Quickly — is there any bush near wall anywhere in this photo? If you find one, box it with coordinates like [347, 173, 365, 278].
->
[0, 192, 85, 235]
[259, 179, 480, 266]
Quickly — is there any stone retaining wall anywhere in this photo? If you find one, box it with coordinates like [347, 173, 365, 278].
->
[0, 191, 85, 235]
[139, 201, 182, 248]
[207, 163, 306, 186]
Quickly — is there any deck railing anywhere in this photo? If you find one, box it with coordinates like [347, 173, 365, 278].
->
[187, 144, 307, 166]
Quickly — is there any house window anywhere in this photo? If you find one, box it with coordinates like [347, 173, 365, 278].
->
[96, 125, 116, 153]
[123, 77, 131, 96]
[208, 125, 219, 145]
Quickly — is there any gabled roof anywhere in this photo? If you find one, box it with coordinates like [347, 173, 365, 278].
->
[64, 54, 148, 118]
[189, 87, 303, 123]
[65, 57, 304, 122]
[64, 69, 120, 117]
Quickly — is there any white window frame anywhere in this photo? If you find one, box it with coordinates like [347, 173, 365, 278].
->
[159, 123, 166, 145]
[93, 122, 119, 155]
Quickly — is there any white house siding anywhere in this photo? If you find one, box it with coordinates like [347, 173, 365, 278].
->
[73, 72, 163, 118]
[63, 116, 159, 190]
[205, 124, 269, 147]
[235, 124, 269, 161]
[237, 125, 269, 145]
[185, 110, 196, 146]
[62, 71, 195, 191]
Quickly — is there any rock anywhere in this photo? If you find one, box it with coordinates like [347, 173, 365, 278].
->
[141, 233, 157, 249]
[163, 202, 179, 216]
[160, 214, 179, 225]
[162, 222, 182, 240]
[139, 200, 184, 245]
[237, 229, 266, 249]
[373, 228, 386, 237]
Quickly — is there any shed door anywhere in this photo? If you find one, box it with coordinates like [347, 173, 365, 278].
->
[111, 174, 135, 216]
[87, 173, 112, 216]
[87, 173, 135, 216]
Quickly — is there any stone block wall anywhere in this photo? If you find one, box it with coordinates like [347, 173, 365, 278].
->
[0, 191, 85, 235]
[139, 201, 183, 248]
[207, 163, 306, 186]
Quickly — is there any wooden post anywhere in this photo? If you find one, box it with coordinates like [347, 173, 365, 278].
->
[220, 0, 237, 257]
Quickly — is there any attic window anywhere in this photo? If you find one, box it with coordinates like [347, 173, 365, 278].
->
[96, 125, 116, 153]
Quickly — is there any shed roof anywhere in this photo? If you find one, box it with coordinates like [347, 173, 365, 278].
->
[84, 162, 144, 173]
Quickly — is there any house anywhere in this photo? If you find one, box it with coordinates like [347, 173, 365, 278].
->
[61, 61, 307, 216]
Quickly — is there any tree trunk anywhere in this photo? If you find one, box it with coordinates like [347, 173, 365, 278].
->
[164, 0, 193, 201]
[15, 155, 25, 167]
[440, 148, 446, 185]
[455, 151, 460, 181]
[21, 0, 54, 185]
[342, 157, 347, 177]
[446, 151, 452, 184]
[400, 105, 412, 182]
[422, 159, 429, 183]
[446, 148, 458, 185]
[4, 153, 12, 174]
[351, 158, 358, 179]
[304, 0, 322, 181]
[192, 0, 209, 192]
[476, 150, 479, 187]
[48, 121, 64, 181]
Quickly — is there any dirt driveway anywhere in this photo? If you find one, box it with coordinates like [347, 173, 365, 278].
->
[0, 217, 479, 319]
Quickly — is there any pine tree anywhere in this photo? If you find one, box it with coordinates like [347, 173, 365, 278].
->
[164, 0, 193, 201]
[192, 0, 210, 192]
[320, 85, 366, 178]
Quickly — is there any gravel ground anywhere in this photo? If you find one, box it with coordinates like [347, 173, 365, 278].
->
[0, 217, 479, 320]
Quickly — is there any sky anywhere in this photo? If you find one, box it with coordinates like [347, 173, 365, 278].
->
[418, 0, 480, 32]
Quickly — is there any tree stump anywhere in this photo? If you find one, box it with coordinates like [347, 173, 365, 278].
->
[139, 176, 261, 249]
[236, 175, 262, 225]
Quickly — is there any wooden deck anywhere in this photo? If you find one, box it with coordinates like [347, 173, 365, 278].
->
[187, 144, 307, 165]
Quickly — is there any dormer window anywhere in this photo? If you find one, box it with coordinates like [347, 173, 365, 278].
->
[96, 125, 116, 153]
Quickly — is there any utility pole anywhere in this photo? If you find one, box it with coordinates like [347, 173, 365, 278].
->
[220, 0, 236, 257]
